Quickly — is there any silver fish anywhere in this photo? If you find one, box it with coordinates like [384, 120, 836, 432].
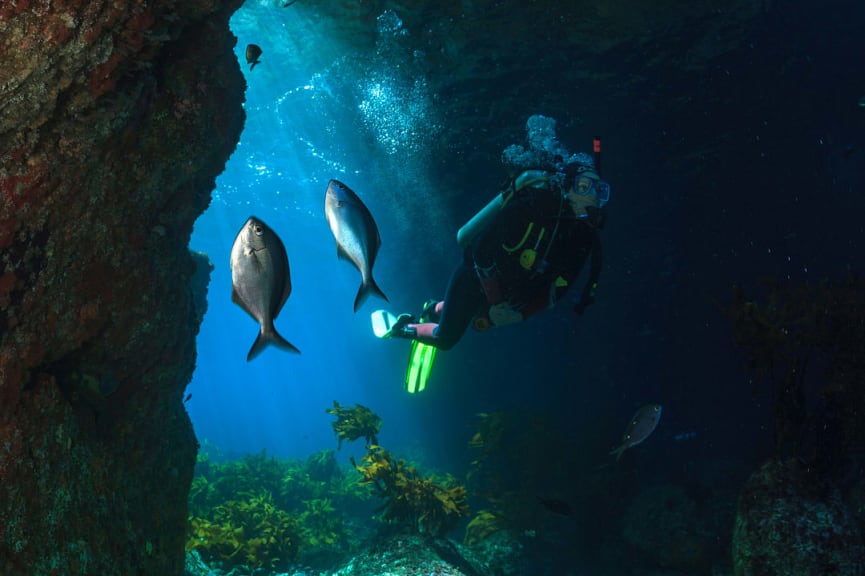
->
[230, 216, 300, 361]
[324, 179, 388, 311]
[610, 404, 662, 460]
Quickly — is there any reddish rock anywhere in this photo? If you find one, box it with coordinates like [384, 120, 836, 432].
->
[0, 0, 244, 574]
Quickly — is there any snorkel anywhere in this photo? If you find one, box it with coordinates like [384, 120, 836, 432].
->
[593, 135, 602, 178]
[565, 138, 610, 208]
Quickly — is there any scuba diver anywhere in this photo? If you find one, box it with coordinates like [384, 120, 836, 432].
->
[374, 148, 610, 358]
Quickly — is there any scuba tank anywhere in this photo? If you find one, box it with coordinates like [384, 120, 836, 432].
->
[457, 194, 502, 249]
[456, 169, 551, 249]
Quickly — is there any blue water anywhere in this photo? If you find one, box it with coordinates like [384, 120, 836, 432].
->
[187, 2, 491, 469]
[176, 2, 865, 573]
[184, 0, 864, 486]
[185, 0, 762, 476]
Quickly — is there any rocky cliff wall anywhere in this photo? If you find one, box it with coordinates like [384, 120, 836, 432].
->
[0, 1, 244, 573]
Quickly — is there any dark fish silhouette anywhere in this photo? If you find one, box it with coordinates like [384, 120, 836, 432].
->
[538, 497, 573, 517]
[230, 216, 300, 361]
[245, 44, 262, 71]
[325, 179, 388, 311]
[610, 404, 662, 460]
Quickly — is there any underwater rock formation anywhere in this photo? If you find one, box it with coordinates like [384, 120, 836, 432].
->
[724, 276, 865, 464]
[622, 484, 710, 571]
[726, 277, 865, 574]
[301, 0, 768, 178]
[732, 458, 865, 575]
[0, 0, 244, 573]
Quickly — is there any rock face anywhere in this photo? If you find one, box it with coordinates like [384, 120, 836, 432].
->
[622, 484, 711, 571]
[732, 458, 865, 575]
[0, 1, 244, 574]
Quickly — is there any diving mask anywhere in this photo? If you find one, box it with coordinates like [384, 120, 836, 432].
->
[572, 176, 610, 208]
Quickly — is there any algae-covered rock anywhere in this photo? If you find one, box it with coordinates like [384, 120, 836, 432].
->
[733, 458, 865, 576]
[0, 0, 245, 573]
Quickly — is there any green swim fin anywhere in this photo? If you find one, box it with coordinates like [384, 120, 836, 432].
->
[371, 308, 437, 393]
[405, 338, 436, 394]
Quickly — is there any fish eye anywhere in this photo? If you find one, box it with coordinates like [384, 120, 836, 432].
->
[253, 224, 264, 236]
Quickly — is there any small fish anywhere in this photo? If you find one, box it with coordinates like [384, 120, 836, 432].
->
[230, 216, 300, 361]
[283, 0, 298, 6]
[673, 431, 697, 442]
[538, 497, 573, 517]
[245, 44, 262, 71]
[609, 404, 662, 461]
[325, 179, 388, 311]
[184, 393, 192, 403]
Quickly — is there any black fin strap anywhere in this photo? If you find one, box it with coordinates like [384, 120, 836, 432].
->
[574, 229, 602, 315]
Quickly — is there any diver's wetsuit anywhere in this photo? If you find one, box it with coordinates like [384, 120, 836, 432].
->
[422, 260, 487, 350]
[413, 171, 602, 350]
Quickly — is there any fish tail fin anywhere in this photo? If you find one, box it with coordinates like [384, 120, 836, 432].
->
[247, 325, 300, 361]
[353, 277, 389, 312]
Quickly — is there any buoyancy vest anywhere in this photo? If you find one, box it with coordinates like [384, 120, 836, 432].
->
[471, 169, 602, 311]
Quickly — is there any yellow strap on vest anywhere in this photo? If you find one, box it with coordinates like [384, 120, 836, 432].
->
[502, 222, 534, 253]
[532, 227, 546, 249]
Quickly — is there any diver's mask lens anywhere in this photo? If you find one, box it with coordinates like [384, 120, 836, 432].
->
[575, 176, 596, 195]
[572, 177, 611, 207]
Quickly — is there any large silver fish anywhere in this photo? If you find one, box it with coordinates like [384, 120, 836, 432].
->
[324, 179, 388, 311]
[230, 216, 300, 361]
[609, 404, 662, 460]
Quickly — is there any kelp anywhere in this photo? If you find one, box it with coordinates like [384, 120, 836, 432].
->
[352, 445, 469, 535]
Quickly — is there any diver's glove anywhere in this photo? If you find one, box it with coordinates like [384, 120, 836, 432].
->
[488, 302, 523, 326]
[387, 314, 417, 339]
